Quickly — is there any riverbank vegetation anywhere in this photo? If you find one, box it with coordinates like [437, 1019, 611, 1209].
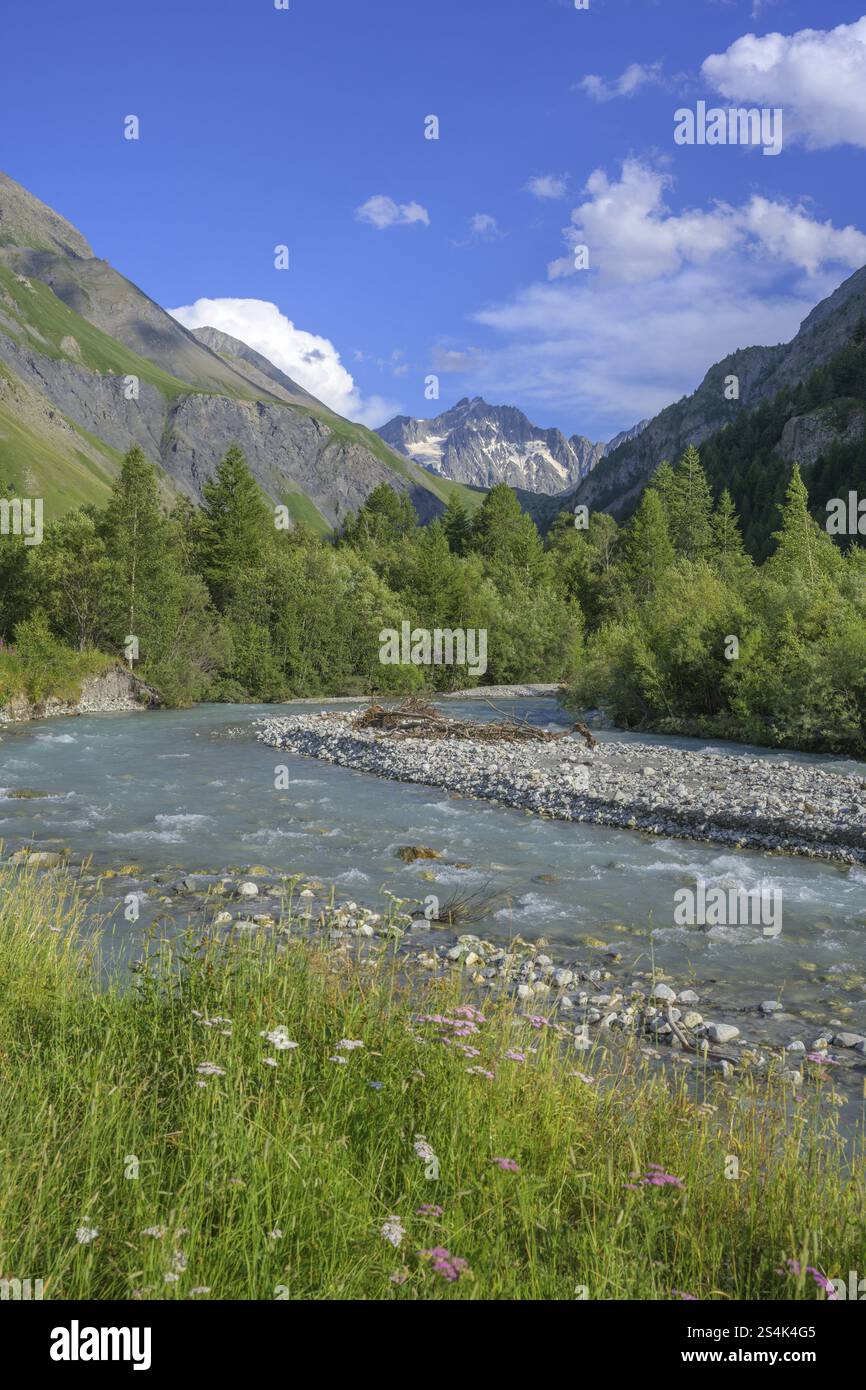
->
[0, 617, 113, 710]
[1, 435, 864, 753]
[0, 866, 861, 1300]
[558, 454, 866, 755]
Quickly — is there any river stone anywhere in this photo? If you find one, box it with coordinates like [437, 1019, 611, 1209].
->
[652, 983, 677, 1002]
[10, 850, 65, 867]
[760, 1001, 783, 1014]
[238, 881, 259, 899]
[180, 875, 210, 893]
[705, 1023, 740, 1044]
[678, 990, 699, 1005]
[682, 1011, 703, 1029]
[785, 1040, 806, 1053]
[833, 1032, 866, 1048]
[395, 845, 441, 863]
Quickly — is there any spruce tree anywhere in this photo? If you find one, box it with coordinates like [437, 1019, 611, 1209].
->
[198, 445, 274, 606]
[668, 445, 713, 560]
[623, 487, 675, 601]
[710, 488, 745, 560]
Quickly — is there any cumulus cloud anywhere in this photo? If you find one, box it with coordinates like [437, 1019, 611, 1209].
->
[579, 62, 664, 102]
[701, 17, 866, 149]
[169, 297, 399, 427]
[523, 174, 568, 200]
[546, 159, 866, 282]
[455, 160, 866, 436]
[355, 195, 430, 229]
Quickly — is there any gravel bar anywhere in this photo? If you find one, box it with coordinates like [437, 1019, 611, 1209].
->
[256, 712, 866, 864]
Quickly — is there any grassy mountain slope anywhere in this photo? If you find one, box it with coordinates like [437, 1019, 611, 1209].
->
[0, 170, 482, 530]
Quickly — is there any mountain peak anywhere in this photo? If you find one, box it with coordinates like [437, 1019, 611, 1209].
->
[377, 397, 609, 494]
[0, 170, 94, 259]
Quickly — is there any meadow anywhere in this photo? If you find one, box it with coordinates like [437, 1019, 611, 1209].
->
[0, 864, 863, 1301]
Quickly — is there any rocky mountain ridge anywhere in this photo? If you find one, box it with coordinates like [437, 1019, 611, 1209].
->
[377, 395, 648, 495]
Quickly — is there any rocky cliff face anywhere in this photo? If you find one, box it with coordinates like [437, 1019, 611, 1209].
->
[0, 170, 464, 530]
[377, 396, 647, 494]
[548, 265, 866, 524]
[777, 404, 866, 469]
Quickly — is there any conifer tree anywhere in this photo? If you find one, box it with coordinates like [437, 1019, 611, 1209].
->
[197, 445, 274, 605]
[99, 445, 170, 642]
[622, 487, 675, 601]
[710, 488, 745, 560]
[442, 494, 471, 555]
[668, 445, 713, 560]
[769, 463, 841, 588]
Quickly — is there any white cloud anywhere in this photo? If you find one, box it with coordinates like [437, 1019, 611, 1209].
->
[456, 160, 866, 436]
[451, 213, 505, 248]
[469, 213, 503, 240]
[702, 17, 866, 149]
[355, 195, 430, 229]
[169, 297, 400, 427]
[545, 160, 866, 283]
[738, 196, 866, 275]
[523, 174, 568, 200]
[431, 346, 483, 373]
[579, 62, 664, 102]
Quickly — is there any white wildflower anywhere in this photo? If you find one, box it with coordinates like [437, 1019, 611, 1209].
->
[261, 1027, 298, 1051]
[381, 1216, 406, 1249]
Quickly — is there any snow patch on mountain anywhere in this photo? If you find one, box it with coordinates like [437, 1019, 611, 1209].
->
[377, 397, 648, 495]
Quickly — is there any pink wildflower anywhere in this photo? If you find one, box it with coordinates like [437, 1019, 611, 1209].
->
[419, 1246, 470, 1282]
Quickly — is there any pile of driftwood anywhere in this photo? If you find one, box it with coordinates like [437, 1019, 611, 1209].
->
[352, 697, 597, 747]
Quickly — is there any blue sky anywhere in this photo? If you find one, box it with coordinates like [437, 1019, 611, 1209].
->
[2, 0, 866, 439]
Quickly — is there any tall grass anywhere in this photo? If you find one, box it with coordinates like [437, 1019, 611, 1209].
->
[0, 866, 863, 1300]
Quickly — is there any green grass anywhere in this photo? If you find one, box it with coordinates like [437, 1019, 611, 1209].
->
[0, 264, 204, 402]
[0, 645, 114, 708]
[0, 867, 863, 1300]
[0, 395, 119, 512]
[277, 486, 331, 537]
